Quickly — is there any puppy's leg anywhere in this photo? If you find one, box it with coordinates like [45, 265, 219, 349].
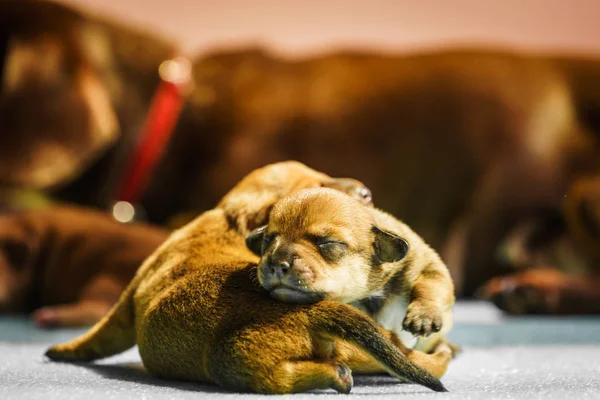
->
[403, 341, 454, 379]
[267, 360, 353, 394]
[335, 327, 453, 378]
[45, 279, 137, 361]
[403, 265, 454, 338]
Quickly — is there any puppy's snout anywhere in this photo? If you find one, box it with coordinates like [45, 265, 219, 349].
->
[271, 261, 291, 279]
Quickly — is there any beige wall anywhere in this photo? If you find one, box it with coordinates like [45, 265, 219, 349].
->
[61, 0, 600, 56]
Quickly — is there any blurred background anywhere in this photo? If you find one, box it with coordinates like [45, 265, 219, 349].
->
[1, 0, 600, 328]
[62, 0, 600, 56]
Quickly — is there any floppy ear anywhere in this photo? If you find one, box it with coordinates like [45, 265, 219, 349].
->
[246, 226, 267, 255]
[372, 226, 409, 263]
[1, 239, 31, 270]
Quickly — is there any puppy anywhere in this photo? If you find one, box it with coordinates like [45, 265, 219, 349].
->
[45, 162, 449, 394]
[247, 188, 455, 354]
[0, 205, 168, 327]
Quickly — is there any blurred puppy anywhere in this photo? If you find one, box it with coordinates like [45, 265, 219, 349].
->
[479, 174, 600, 314]
[247, 188, 455, 354]
[45, 162, 449, 394]
[0, 205, 167, 327]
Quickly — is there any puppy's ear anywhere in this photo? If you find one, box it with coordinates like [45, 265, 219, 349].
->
[372, 226, 409, 263]
[1, 239, 31, 270]
[246, 226, 267, 255]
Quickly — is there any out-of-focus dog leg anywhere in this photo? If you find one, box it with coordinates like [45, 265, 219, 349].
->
[33, 299, 112, 327]
[478, 267, 600, 314]
[34, 274, 124, 327]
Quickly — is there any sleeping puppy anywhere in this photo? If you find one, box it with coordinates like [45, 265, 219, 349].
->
[247, 188, 455, 354]
[0, 205, 168, 327]
[45, 162, 449, 394]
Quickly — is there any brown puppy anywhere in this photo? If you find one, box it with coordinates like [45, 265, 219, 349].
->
[4, 1, 600, 298]
[45, 162, 448, 394]
[0, 205, 168, 327]
[247, 188, 455, 354]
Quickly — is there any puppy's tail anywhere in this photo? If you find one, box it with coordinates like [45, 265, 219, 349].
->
[309, 301, 448, 392]
[44, 282, 137, 362]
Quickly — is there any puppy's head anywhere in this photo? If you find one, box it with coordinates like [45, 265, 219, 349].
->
[0, 213, 38, 312]
[218, 161, 373, 234]
[246, 188, 407, 304]
[0, 1, 118, 189]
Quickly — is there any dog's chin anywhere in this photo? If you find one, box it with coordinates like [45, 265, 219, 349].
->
[269, 287, 323, 304]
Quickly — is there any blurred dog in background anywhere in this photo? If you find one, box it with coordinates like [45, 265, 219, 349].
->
[0, 205, 168, 327]
[480, 174, 600, 314]
[1, 0, 600, 309]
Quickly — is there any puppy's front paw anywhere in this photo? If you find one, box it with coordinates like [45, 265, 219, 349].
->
[402, 301, 443, 337]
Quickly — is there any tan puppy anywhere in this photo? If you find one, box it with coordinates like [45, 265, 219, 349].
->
[45, 162, 448, 394]
[246, 188, 455, 354]
[0, 205, 168, 327]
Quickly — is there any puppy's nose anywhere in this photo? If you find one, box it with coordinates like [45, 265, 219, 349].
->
[271, 261, 291, 279]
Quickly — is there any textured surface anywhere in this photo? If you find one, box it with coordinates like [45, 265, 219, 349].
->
[1, 301, 600, 399]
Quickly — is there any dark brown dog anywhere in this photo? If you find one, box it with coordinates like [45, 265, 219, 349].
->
[479, 174, 600, 314]
[0, 205, 168, 327]
[45, 162, 448, 394]
[2, 0, 600, 299]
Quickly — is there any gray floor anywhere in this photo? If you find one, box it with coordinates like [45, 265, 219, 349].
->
[1, 301, 600, 399]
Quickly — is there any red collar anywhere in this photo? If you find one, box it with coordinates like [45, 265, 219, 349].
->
[112, 57, 192, 208]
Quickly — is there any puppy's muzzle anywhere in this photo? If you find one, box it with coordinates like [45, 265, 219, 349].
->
[261, 252, 323, 304]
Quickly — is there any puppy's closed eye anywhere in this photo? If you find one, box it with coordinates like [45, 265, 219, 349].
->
[315, 238, 347, 261]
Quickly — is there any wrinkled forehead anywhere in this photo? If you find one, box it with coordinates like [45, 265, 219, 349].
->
[269, 189, 371, 237]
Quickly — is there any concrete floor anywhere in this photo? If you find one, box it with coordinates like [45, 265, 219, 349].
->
[1, 301, 599, 399]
